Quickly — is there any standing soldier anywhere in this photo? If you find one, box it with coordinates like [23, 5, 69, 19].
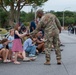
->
[30, 9, 62, 65]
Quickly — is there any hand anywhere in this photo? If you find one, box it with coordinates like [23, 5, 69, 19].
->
[25, 33, 29, 36]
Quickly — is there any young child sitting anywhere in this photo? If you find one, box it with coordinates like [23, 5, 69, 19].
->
[0, 38, 11, 63]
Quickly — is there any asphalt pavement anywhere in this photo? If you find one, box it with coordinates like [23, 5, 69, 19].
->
[0, 30, 76, 75]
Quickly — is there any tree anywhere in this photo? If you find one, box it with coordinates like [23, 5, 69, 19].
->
[0, 0, 48, 26]
[0, 7, 8, 27]
[20, 11, 34, 23]
[65, 16, 75, 25]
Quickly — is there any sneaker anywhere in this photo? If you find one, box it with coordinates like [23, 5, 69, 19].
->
[23, 57, 30, 62]
[36, 52, 39, 55]
[29, 54, 36, 57]
[30, 56, 37, 61]
[41, 51, 45, 54]
[60, 49, 63, 51]
[60, 44, 65, 47]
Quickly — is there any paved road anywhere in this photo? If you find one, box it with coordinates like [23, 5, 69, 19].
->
[0, 30, 76, 75]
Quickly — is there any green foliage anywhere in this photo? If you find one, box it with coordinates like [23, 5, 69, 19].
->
[58, 17, 63, 26]
[50, 10, 76, 26]
[64, 11, 74, 17]
[0, 0, 76, 27]
[65, 16, 75, 25]
[26, 0, 48, 5]
[1, 0, 48, 6]
[55, 12, 63, 17]
[23, 22, 30, 26]
[3, 0, 14, 6]
[0, 0, 48, 27]
[20, 11, 35, 22]
[0, 7, 8, 27]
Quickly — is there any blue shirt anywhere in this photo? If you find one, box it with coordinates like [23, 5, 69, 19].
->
[0, 44, 3, 49]
[8, 35, 14, 49]
[23, 38, 34, 50]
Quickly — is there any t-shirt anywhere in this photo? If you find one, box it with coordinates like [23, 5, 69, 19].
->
[8, 35, 14, 49]
[30, 21, 36, 32]
[0, 44, 3, 50]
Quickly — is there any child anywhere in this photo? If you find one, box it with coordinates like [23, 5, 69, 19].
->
[23, 35, 37, 57]
[8, 29, 14, 60]
[12, 24, 30, 64]
[0, 38, 11, 63]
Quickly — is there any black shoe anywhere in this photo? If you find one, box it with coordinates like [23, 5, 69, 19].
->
[57, 62, 61, 65]
[60, 49, 63, 51]
[60, 44, 65, 47]
[57, 60, 61, 65]
[41, 51, 45, 54]
[36, 52, 39, 55]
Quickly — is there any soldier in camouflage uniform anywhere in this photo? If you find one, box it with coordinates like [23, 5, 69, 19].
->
[31, 9, 62, 65]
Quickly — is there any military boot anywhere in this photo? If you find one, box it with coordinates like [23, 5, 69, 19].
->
[44, 61, 51, 65]
[57, 59, 61, 65]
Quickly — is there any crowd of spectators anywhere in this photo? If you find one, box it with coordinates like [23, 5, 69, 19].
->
[0, 21, 46, 64]
[0, 18, 64, 64]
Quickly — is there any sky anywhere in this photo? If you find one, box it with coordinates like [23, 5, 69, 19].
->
[21, 0, 76, 12]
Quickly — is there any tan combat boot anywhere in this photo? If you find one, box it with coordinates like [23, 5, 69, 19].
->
[44, 61, 51, 65]
[57, 59, 61, 65]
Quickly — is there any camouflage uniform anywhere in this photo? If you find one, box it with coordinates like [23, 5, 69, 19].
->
[31, 13, 61, 63]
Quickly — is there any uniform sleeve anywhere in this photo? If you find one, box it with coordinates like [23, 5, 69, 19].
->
[55, 17, 61, 33]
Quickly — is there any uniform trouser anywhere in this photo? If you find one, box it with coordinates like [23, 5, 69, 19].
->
[45, 32, 61, 62]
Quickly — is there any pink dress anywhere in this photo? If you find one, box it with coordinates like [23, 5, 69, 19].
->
[12, 31, 23, 52]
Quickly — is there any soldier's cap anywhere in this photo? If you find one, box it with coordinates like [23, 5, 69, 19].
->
[36, 9, 43, 14]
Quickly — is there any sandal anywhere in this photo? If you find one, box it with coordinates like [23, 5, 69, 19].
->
[30, 56, 37, 61]
[3, 60, 11, 63]
[3, 60, 8, 63]
[6, 60, 11, 63]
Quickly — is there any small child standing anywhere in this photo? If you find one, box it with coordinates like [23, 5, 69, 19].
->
[8, 29, 14, 60]
[12, 24, 30, 64]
